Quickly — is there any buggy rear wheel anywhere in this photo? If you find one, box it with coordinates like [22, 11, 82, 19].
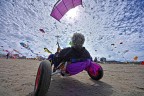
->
[87, 64, 103, 80]
[34, 60, 52, 96]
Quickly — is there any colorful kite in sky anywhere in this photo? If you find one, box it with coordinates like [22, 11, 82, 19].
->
[133, 56, 138, 61]
[13, 49, 23, 55]
[50, 0, 82, 21]
[44, 48, 52, 53]
[20, 42, 35, 54]
[120, 42, 123, 44]
[39, 29, 45, 33]
[123, 50, 129, 54]
[3, 49, 9, 53]
[20, 42, 29, 49]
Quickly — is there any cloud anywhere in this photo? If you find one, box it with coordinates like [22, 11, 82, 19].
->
[0, 0, 143, 61]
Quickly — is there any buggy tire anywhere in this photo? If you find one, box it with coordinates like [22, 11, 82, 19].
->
[34, 60, 52, 96]
[87, 64, 103, 80]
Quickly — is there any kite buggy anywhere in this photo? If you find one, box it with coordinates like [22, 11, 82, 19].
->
[33, 32, 103, 96]
[34, 56, 103, 96]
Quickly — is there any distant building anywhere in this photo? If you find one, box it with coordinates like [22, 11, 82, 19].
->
[100, 57, 106, 63]
[106, 60, 122, 64]
[36, 56, 45, 61]
[19, 56, 26, 59]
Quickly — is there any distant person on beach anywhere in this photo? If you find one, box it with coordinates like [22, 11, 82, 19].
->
[49, 33, 92, 72]
[94, 57, 97, 62]
[6, 52, 10, 59]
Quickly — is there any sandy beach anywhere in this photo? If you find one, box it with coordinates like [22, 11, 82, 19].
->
[0, 58, 144, 96]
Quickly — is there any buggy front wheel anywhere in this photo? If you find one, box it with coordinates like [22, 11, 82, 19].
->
[34, 60, 52, 96]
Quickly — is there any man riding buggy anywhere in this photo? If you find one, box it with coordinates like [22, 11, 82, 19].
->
[34, 33, 103, 96]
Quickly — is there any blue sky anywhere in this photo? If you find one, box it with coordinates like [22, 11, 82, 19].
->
[0, 0, 144, 61]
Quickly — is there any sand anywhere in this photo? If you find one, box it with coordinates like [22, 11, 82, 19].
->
[0, 58, 144, 96]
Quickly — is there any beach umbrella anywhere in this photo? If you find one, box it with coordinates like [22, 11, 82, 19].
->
[50, 0, 82, 21]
